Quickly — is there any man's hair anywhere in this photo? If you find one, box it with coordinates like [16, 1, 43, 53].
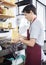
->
[22, 4, 37, 15]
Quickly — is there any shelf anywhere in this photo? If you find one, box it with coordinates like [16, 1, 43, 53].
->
[0, 0, 16, 7]
[0, 31, 9, 33]
[0, 27, 14, 29]
[0, 14, 14, 19]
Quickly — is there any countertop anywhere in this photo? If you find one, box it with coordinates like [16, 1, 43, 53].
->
[0, 39, 25, 57]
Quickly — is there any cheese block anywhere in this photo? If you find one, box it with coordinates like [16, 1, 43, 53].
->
[0, 7, 3, 14]
[4, 0, 15, 4]
[2, 8, 7, 15]
[11, 26, 19, 40]
[3, 22, 8, 28]
[0, 22, 3, 28]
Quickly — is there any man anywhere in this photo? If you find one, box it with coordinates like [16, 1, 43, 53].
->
[19, 4, 44, 65]
[13, 4, 44, 65]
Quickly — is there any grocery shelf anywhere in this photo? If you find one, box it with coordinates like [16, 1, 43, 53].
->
[0, 27, 14, 29]
[0, 14, 14, 19]
[0, 0, 16, 7]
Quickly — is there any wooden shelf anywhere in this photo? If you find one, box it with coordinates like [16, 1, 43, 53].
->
[0, 0, 16, 7]
[0, 14, 14, 19]
[0, 27, 14, 29]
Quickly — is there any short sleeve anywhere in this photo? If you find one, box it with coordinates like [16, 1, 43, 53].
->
[30, 24, 40, 39]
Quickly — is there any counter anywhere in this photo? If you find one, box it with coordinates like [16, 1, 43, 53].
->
[0, 39, 25, 57]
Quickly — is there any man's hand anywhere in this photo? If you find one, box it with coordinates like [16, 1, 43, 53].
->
[19, 34, 27, 39]
[11, 34, 27, 44]
[19, 35, 36, 47]
[11, 37, 20, 43]
[19, 35, 25, 42]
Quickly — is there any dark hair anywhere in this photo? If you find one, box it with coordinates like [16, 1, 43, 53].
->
[22, 4, 37, 15]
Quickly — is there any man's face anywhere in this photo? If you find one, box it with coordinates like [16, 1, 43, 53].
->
[24, 11, 32, 22]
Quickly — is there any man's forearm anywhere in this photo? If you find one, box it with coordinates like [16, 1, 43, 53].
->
[20, 38, 35, 47]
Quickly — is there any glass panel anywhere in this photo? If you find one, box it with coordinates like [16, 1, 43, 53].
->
[37, 2, 45, 30]
[37, 2, 45, 40]
[45, 7, 46, 30]
[32, 0, 36, 7]
[45, 7, 46, 40]
[38, 0, 46, 5]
